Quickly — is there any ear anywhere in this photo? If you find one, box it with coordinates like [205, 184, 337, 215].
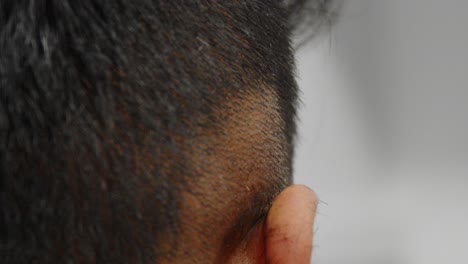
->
[264, 185, 318, 264]
[228, 185, 318, 263]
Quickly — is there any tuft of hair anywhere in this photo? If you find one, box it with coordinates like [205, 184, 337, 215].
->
[0, 0, 333, 263]
[284, 0, 342, 46]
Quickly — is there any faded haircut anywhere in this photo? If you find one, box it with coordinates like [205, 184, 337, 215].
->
[0, 1, 333, 263]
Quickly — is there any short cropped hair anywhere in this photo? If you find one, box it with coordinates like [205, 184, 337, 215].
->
[1, 1, 333, 263]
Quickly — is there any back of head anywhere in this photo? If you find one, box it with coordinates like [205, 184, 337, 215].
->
[0, 1, 333, 263]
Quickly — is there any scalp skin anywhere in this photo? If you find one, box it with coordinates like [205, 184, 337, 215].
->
[176, 86, 290, 262]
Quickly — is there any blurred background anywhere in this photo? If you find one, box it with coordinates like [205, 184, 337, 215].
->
[294, 1, 468, 263]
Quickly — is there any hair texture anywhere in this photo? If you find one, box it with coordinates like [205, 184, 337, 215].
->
[0, 1, 332, 263]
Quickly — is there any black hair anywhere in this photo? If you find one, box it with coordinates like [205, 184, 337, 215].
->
[0, 1, 332, 263]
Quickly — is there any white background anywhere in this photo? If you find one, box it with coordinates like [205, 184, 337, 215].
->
[294, 1, 468, 263]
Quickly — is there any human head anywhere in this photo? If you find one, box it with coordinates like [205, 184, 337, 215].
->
[1, 0, 332, 263]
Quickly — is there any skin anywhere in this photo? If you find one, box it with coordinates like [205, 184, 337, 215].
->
[227, 185, 318, 264]
[265, 185, 318, 263]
